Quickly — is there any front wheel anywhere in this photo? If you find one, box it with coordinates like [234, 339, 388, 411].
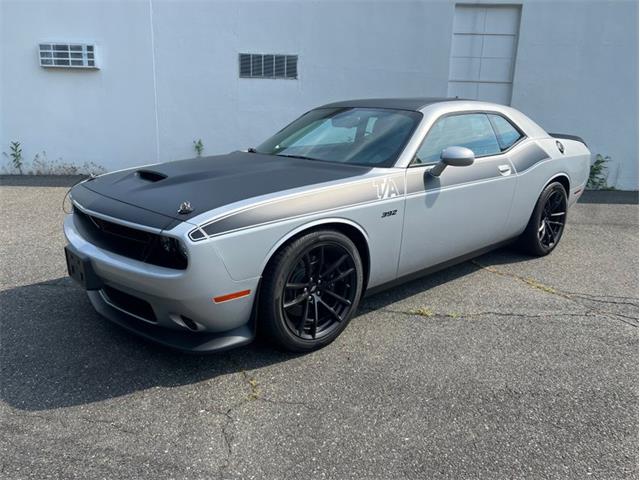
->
[517, 182, 568, 256]
[259, 230, 364, 352]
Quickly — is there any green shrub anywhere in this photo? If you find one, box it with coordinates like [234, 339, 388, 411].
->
[587, 154, 610, 190]
[3, 141, 24, 174]
[193, 139, 204, 156]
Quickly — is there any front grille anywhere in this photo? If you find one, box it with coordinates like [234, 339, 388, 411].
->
[73, 207, 188, 269]
[102, 285, 157, 323]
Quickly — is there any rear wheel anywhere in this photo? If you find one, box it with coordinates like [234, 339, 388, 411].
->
[517, 182, 568, 256]
[260, 230, 364, 352]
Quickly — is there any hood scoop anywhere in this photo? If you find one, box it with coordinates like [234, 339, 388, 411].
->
[136, 169, 167, 182]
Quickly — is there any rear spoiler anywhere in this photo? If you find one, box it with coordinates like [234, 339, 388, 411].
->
[548, 133, 588, 148]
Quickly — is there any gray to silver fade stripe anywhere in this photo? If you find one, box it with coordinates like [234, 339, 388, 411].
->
[194, 175, 405, 239]
[509, 143, 549, 173]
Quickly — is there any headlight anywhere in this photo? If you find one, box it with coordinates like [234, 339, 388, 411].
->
[148, 236, 188, 269]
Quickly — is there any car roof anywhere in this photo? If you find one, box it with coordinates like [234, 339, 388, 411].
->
[316, 97, 467, 112]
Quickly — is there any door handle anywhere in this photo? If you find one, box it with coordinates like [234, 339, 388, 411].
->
[498, 164, 512, 176]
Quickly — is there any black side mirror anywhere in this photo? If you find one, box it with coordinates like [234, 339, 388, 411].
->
[429, 146, 475, 177]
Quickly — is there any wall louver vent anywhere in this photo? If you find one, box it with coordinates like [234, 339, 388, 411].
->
[39, 43, 98, 69]
[239, 53, 297, 79]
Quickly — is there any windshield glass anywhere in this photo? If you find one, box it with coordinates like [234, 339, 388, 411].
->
[255, 107, 422, 167]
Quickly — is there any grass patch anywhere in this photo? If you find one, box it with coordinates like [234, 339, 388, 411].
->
[409, 307, 434, 318]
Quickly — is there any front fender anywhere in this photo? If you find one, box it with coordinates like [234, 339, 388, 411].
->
[208, 216, 370, 282]
[257, 217, 370, 274]
[208, 196, 403, 289]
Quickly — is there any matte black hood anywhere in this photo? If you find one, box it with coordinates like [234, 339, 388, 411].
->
[76, 151, 370, 226]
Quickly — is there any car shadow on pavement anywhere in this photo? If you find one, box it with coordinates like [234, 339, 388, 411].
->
[0, 248, 533, 412]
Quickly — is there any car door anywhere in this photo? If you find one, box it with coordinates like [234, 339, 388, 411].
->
[397, 112, 519, 277]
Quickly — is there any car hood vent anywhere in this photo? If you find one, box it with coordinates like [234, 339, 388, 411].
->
[136, 169, 167, 182]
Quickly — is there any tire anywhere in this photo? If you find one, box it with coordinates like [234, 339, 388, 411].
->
[516, 181, 568, 256]
[259, 230, 364, 352]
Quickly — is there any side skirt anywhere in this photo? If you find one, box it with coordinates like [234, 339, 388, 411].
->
[364, 238, 517, 297]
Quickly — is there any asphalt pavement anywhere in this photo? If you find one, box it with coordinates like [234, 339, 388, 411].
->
[1, 176, 637, 479]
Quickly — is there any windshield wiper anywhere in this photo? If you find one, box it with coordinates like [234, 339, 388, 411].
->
[275, 153, 318, 162]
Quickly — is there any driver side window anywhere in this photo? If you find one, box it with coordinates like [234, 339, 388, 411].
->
[415, 113, 501, 164]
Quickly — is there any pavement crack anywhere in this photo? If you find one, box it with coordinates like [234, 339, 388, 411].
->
[558, 292, 638, 308]
[212, 369, 313, 479]
[471, 260, 638, 328]
[471, 260, 565, 297]
[389, 308, 596, 321]
[218, 407, 235, 480]
[214, 369, 261, 479]
[463, 311, 594, 320]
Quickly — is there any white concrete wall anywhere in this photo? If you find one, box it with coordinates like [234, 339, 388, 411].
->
[1, 0, 158, 173]
[1, 0, 637, 189]
[150, 0, 453, 164]
[511, 0, 639, 190]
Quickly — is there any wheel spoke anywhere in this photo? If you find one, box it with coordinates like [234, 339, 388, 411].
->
[297, 298, 309, 335]
[286, 282, 307, 290]
[317, 297, 342, 322]
[544, 222, 555, 246]
[546, 220, 564, 227]
[322, 254, 348, 277]
[310, 297, 319, 339]
[323, 289, 351, 305]
[331, 267, 355, 282]
[283, 293, 308, 309]
[550, 211, 565, 217]
[541, 222, 552, 244]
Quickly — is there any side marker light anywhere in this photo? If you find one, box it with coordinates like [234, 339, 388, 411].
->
[213, 290, 251, 303]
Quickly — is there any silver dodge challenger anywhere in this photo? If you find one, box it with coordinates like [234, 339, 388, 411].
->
[64, 98, 591, 353]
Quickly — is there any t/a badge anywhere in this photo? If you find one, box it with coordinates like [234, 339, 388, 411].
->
[373, 177, 400, 200]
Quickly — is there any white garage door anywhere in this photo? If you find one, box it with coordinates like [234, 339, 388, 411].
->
[447, 5, 521, 105]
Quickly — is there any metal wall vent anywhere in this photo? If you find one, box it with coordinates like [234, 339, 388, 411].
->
[239, 53, 297, 79]
[39, 43, 98, 69]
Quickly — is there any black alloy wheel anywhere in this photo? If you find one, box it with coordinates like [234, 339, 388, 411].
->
[517, 181, 568, 256]
[260, 230, 364, 352]
[538, 189, 567, 250]
[282, 242, 358, 340]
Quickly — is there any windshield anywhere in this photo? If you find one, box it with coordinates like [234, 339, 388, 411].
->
[255, 107, 422, 167]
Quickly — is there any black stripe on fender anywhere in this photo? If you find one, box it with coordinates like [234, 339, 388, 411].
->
[511, 143, 549, 173]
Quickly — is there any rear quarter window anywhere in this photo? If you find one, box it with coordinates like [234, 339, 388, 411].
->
[488, 114, 523, 151]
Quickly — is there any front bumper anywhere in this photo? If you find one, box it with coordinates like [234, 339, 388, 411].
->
[63, 213, 260, 352]
[87, 289, 254, 353]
